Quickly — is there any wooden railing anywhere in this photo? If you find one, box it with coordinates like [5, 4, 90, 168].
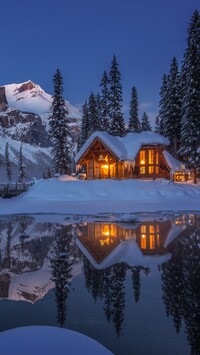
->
[0, 181, 34, 198]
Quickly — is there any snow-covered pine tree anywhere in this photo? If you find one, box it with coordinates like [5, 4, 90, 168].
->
[154, 116, 160, 133]
[158, 73, 169, 136]
[165, 57, 182, 154]
[88, 92, 101, 134]
[100, 70, 110, 132]
[18, 143, 26, 183]
[109, 55, 125, 136]
[141, 112, 152, 131]
[80, 100, 90, 147]
[128, 86, 141, 132]
[95, 92, 104, 130]
[5, 142, 12, 183]
[180, 10, 200, 183]
[49, 69, 71, 175]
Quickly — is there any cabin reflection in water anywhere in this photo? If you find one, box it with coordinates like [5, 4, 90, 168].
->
[76, 220, 173, 264]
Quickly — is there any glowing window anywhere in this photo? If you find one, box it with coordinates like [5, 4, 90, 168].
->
[156, 151, 159, 164]
[148, 150, 154, 164]
[149, 225, 155, 233]
[140, 150, 146, 164]
[148, 166, 154, 174]
[155, 166, 159, 174]
[150, 235, 155, 249]
[140, 167, 146, 174]
[141, 235, 147, 249]
[141, 226, 146, 233]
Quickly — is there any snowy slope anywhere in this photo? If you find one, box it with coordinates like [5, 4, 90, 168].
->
[4, 80, 81, 119]
[0, 135, 52, 181]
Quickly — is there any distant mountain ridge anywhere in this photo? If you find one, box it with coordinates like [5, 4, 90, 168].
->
[0, 81, 81, 179]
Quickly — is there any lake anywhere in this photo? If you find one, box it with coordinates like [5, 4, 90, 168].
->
[0, 213, 199, 355]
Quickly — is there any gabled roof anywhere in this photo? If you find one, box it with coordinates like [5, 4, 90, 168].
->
[75, 131, 170, 163]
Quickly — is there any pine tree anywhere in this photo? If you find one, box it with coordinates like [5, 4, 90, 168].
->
[109, 55, 125, 136]
[100, 70, 110, 132]
[180, 10, 200, 183]
[49, 69, 71, 175]
[141, 112, 152, 131]
[88, 92, 101, 134]
[80, 100, 90, 147]
[18, 143, 26, 183]
[154, 116, 160, 133]
[5, 142, 12, 183]
[95, 92, 104, 130]
[158, 73, 169, 136]
[165, 57, 182, 153]
[128, 86, 141, 132]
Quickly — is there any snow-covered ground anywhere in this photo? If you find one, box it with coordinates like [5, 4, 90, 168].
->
[0, 176, 199, 215]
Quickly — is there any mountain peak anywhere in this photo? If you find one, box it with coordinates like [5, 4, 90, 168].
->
[15, 80, 36, 94]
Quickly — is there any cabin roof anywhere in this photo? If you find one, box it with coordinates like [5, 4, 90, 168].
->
[75, 131, 170, 163]
[163, 150, 186, 173]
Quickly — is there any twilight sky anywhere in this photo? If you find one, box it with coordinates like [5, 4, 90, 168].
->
[1, 0, 199, 123]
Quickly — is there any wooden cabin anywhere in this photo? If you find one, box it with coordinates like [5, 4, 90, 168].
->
[75, 131, 188, 181]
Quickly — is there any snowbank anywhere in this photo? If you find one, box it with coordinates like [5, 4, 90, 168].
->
[0, 177, 200, 215]
[0, 326, 113, 355]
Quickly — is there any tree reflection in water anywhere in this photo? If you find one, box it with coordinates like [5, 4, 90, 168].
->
[161, 215, 200, 355]
[50, 226, 74, 328]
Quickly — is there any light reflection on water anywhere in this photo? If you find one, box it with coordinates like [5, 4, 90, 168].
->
[0, 214, 199, 355]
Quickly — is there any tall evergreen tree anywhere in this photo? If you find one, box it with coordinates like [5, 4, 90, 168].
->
[88, 91, 101, 134]
[49, 69, 71, 175]
[95, 92, 104, 130]
[80, 100, 90, 147]
[100, 70, 110, 132]
[18, 143, 26, 183]
[141, 112, 152, 131]
[165, 57, 182, 153]
[158, 73, 169, 136]
[5, 142, 12, 183]
[109, 55, 125, 136]
[154, 116, 160, 133]
[128, 86, 141, 132]
[180, 10, 200, 183]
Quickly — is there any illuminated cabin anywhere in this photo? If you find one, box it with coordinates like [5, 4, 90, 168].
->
[75, 131, 188, 181]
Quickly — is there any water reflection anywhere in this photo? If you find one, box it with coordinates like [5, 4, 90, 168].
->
[0, 214, 199, 353]
[160, 215, 200, 355]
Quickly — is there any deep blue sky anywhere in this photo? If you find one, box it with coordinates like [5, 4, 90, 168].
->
[1, 0, 199, 123]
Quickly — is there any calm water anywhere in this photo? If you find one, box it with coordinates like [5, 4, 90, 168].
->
[0, 213, 199, 355]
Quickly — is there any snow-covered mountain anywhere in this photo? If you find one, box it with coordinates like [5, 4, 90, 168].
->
[4, 80, 81, 119]
[0, 81, 81, 179]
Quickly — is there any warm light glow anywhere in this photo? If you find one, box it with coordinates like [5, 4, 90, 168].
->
[140, 160, 145, 164]
[141, 234, 146, 238]
[101, 164, 109, 169]
[100, 237, 113, 246]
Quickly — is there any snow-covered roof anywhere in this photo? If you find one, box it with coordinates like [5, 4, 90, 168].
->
[163, 150, 187, 173]
[75, 131, 170, 163]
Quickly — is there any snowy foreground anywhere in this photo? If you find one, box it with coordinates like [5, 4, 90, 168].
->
[0, 326, 113, 355]
[0, 176, 199, 215]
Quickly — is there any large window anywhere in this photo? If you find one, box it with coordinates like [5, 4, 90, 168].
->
[139, 148, 160, 176]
